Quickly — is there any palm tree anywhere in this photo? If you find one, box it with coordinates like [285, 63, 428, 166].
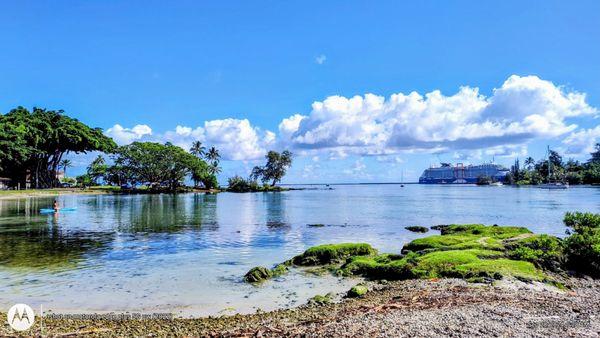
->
[190, 141, 205, 158]
[208, 161, 222, 175]
[206, 146, 221, 163]
[525, 157, 535, 170]
[91, 155, 105, 166]
[60, 159, 72, 178]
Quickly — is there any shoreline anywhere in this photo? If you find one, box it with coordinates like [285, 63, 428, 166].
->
[0, 187, 222, 200]
[2, 277, 598, 337]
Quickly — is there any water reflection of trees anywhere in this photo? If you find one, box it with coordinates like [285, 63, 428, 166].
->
[264, 193, 290, 229]
[114, 193, 219, 233]
[0, 220, 113, 271]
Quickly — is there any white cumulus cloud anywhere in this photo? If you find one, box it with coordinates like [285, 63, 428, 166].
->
[562, 126, 600, 155]
[105, 124, 152, 145]
[280, 75, 596, 155]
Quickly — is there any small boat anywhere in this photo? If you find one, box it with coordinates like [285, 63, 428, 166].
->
[40, 207, 77, 214]
[491, 182, 503, 186]
[539, 146, 569, 190]
[539, 182, 569, 190]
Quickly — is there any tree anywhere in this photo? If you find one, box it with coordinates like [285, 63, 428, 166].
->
[208, 161, 222, 175]
[206, 146, 220, 162]
[205, 146, 222, 177]
[87, 155, 108, 185]
[251, 150, 293, 186]
[60, 159, 72, 178]
[190, 141, 205, 158]
[524, 157, 535, 170]
[0, 107, 116, 188]
[110, 142, 216, 190]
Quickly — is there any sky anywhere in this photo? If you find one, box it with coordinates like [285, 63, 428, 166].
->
[1, 1, 599, 183]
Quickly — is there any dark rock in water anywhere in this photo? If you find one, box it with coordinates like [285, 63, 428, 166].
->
[431, 224, 450, 231]
[307, 223, 326, 227]
[405, 226, 429, 233]
[244, 266, 273, 283]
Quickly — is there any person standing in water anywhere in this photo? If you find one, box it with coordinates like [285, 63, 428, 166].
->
[53, 199, 60, 212]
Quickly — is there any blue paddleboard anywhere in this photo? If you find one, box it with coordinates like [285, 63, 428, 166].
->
[40, 207, 77, 214]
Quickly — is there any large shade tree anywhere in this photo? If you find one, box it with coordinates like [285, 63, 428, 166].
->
[0, 107, 116, 188]
[110, 142, 217, 190]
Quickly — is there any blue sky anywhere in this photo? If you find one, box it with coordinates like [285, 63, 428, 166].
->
[1, 1, 599, 183]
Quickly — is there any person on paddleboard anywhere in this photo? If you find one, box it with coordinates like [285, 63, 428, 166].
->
[53, 199, 60, 212]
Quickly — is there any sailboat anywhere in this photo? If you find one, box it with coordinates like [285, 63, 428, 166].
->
[539, 146, 569, 190]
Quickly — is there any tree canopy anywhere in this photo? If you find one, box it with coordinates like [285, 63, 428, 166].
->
[0, 106, 116, 188]
[251, 150, 293, 186]
[108, 142, 217, 190]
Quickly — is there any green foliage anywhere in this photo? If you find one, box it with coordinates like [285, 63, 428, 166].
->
[508, 146, 600, 185]
[291, 243, 377, 266]
[563, 212, 600, 277]
[109, 142, 212, 190]
[226, 175, 261, 192]
[76, 174, 93, 187]
[0, 106, 116, 188]
[506, 235, 564, 271]
[251, 150, 293, 186]
[476, 175, 492, 185]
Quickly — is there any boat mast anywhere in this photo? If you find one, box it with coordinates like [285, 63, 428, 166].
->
[547, 145, 552, 182]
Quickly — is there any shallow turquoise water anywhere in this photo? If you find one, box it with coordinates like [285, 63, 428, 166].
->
[0, 184, 598, 315]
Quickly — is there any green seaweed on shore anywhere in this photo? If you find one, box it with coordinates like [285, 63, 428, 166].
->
[244, 243, 376, 283]
[290, 243, 377, 266]
[346, 284, 368, 298]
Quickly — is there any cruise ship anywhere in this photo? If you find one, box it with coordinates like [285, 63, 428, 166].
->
[419, 163, 510, 184]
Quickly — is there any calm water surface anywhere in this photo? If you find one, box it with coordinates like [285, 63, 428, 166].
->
[0, 184, 598, 316]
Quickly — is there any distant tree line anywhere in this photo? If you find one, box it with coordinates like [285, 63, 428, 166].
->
[506, 144, 600, 185]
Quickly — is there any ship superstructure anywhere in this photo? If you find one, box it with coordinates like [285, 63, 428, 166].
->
[419, 163, 509, 184]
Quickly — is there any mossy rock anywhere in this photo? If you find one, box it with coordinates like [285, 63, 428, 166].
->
[292, 243, 377, 266]
[405, 226, 429, 233]
[440, 224, 531, 238]
[346, 284, 368, 298]
[244, 266, 273, 283]
[308, 292, 334, 306]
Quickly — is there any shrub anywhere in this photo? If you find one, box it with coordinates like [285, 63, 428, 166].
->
[201, 174, 219, 189]
[226, 176, 260, 192]
[506, 235, 564, 271]
[563, 212, 600, 277]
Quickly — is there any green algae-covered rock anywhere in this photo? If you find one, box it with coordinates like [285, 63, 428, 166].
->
[346, 285, 368, 298]
[244, 266, 273, 283]
[308, 292, 334, 306]
[292, 243, 377, 266]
